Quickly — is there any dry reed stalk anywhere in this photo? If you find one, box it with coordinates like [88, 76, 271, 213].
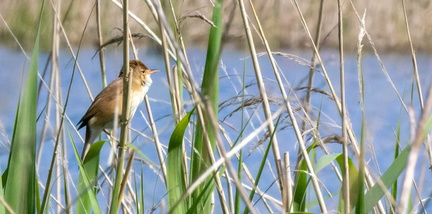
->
[293, 1, 390, 212]
[401, 0, 432, 167]
[336, 0, 350, 211]
[236, 1, 287, 212]
[96, 0, 107, 88]
[398, 84, 432, 213]
[247, 0, 329, 212]
[110, 0, 130, 211]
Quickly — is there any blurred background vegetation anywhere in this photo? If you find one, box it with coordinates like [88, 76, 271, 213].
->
[1, 0, 432, 52]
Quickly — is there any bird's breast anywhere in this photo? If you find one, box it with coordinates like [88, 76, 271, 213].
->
[129, 76, 152, 118]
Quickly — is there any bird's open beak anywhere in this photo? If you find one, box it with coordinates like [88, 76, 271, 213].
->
[149, 69, 160, 74]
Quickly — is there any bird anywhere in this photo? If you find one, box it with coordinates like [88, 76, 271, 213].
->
[77, 59, 158, 160]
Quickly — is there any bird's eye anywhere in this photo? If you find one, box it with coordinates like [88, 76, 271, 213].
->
[141, 69, 145, 73]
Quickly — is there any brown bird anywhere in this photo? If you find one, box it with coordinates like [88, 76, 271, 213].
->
[77, 59, 158, 160]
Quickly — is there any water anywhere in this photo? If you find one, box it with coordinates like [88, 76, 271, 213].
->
[0, 46, 431, 212]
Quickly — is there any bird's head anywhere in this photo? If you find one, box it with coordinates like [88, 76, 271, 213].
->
[118, 59, 159, 78]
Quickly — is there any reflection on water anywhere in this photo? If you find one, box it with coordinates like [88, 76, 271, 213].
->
[0, 46, 431, 211]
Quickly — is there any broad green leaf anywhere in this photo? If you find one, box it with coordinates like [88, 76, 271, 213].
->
[167, 110, 194, 213]
[127, 143, 157, 167]
[360, 146, 410, 213]
[390, 115, 402, 213]
[190, 0, 224, 212]
[0, 166, 4, 214]
[75, 139, 104, 214]
[335, 154, 360, 212]
[186, 180, 215, 214]
[293, 159, 308, 212]
[314, 154, 340, 173]
[4, 5, 42, 211]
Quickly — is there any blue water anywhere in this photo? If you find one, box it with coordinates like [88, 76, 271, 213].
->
[0, 46, 431, 212]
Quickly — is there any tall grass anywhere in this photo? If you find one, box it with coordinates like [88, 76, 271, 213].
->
[0, 0, 431, 213]
[4, 8, 40, 214]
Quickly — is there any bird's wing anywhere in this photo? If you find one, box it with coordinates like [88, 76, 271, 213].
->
[77, 78, 123, 129]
